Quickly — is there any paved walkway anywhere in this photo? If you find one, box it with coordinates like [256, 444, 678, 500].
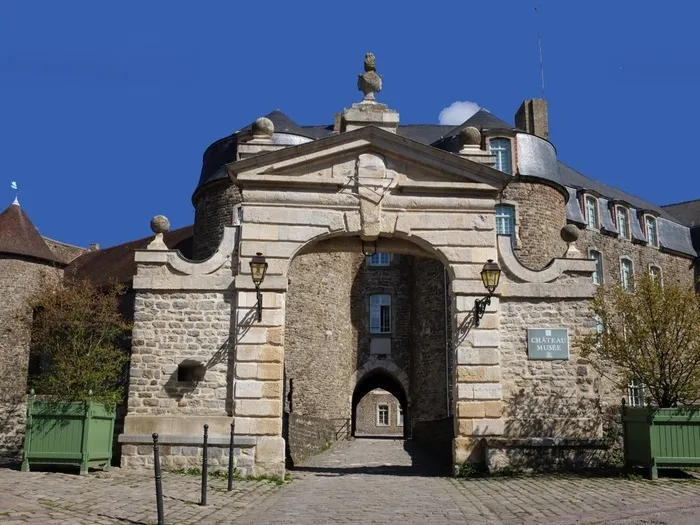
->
[1, 439, 700, 524]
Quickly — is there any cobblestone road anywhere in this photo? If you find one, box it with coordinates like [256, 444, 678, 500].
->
[1, 439, 700, 524]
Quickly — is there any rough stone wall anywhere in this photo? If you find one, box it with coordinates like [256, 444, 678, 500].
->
[285, 412, 336, 464]
[355, 389, 403, 435]
[285, 251, 361, 421]
[0, 256, 60, 462]
[577, 229, 694, 288]
[501, 180, 567, 270]
[128, 291, 233, 416]
[121, 443, 256, 477]
[193, 181, 241, 261]
[409, 258, 449, 422]
[499, 298, 620, 440]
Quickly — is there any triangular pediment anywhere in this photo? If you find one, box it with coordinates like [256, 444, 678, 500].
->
[228, 126, 509, 191]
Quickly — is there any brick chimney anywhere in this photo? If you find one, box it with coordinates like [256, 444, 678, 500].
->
[515, 99, 548, 140]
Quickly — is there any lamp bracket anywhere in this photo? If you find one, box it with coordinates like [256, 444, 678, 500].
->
[473, 294, 492, 327]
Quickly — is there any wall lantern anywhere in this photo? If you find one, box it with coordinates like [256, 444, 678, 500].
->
[361, 240, 377, 257]
[249, 252, 268, 322]
[474, 259, 501, 327]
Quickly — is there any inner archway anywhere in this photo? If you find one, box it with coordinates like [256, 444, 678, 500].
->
[351, 370, 408, 438]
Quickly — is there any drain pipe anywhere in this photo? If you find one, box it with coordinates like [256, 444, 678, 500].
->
[444, 267, 450, 417]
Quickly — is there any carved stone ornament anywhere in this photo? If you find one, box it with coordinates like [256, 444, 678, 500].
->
[147, 215, 170, 250]
[357, 52, 382, 101]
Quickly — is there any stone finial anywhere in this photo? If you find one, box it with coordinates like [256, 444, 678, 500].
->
[252, 117, 274, 139]
[151, 215, 170, 235]
[357, 52, 382, 102]
[561, 224, 581, 258]
[147, 215, 170, 250]
[458, 127, 481, 147]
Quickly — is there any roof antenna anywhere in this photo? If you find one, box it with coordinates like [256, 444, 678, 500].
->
[10, 181, 19, 206]
[535, 6, 546, 99]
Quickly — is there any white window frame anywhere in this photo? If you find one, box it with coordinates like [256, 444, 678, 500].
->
[584, 195, 600, 230]
[627, 379, 646, 407]
[649, 264, 663, 285]
[369, 294, 392, 334]
[644, 214, 659, 248]
[376, 404, 390, 426]
[367, 252, 392, 267]
[589, 249, 603, 285]
[620, 257, 634, 291]
[495, 204, 516, 239]
[616, 206, 630, 239]
[397, 405, 404, 427]
[488, 137, 513, 175]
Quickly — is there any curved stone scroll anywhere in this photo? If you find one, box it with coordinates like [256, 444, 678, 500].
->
[497, 234, 595, 284]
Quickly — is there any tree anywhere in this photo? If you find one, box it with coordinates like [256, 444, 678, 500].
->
[581, 274, 700, 408]
[23, 276, 131, 407]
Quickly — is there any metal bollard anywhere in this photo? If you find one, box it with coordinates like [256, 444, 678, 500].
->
[227, 420, 235, 491]
[200, 424, 208, 506]
[153, 433, 165, 525]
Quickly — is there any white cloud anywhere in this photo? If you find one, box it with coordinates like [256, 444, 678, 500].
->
[438, 101, 481, 125]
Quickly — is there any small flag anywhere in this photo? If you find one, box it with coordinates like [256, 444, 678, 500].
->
[10, 181, 17, 190]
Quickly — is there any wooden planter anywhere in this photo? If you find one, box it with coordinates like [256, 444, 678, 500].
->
[622, 400, 700, 479]
[21, 393, 116, 475]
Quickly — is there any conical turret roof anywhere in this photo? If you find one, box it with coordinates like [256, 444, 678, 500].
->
[0, 200, 63, 264]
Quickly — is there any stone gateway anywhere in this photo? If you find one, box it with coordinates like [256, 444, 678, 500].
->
[1, 55, 696, 476]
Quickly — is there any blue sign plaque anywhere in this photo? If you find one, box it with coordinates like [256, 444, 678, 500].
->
[527, 328, 569, 360]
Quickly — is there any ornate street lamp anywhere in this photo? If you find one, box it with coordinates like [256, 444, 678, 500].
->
[474, 259, 501, 327]
[249, 252, 268, 322]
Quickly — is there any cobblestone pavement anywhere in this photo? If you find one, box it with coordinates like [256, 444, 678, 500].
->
[235, 438, 700, 525]
[2, 439, 700, 524]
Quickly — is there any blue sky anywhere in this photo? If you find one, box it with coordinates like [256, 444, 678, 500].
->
[1, 1, 698, 248]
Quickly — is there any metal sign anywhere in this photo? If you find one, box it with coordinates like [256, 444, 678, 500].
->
[527, 328, 569, 360]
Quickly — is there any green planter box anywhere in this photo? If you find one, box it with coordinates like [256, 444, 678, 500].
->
[21, 393, 116, 475]
[622, 400, 700, 479]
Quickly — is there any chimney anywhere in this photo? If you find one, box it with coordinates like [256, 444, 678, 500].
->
[333, 113, 343, 133]
[515, 99, 548, 140]
[88, 243, 100, 251]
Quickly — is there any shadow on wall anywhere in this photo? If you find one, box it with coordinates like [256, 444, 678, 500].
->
[492, 387, 621, 472]
[0, 396, 26, 465]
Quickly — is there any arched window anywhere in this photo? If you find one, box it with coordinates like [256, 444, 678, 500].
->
[589, 250, 603, 285]
[495, 204, 515, 242]
[649, 265, 662, 284]
[488, 138, 512, 175]
[645, 215, 659, 247]
[620, 258, 633, 291]
[585, 196, 599, 229]
[369, 294, 391, 334]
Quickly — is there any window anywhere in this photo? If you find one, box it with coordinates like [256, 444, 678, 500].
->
[367, 252, 391, 267]
[620, 258, 633, 291]
[627, 379, 646, 407]
[369, 294, 391, 334]
[649, 265, 662, 283]
[397, 406, 404, 427]
[616, 206, 630, 239]
[585, 196, 599, 229]
[377, 404, 389, 426]
[495, 204, 515, 240]
[489, 138, 512, 175]
[589, 250, 603, 285]
[645, 215, 659, 247]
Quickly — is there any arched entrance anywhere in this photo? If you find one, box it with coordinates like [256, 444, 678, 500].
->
[351, 369, 408, 438]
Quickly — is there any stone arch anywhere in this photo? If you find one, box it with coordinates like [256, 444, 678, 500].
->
[350, 366, 409, 438]
[349, 360, 409, 399]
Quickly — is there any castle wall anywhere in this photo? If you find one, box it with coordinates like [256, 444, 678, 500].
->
[0, 256, 60, 463]
[193, 181, 241, 260]
[355, 390, 403, 436]
[502, 180, 568, 270]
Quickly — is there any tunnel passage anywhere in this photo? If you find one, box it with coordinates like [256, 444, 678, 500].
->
[352, 370, 408, 438]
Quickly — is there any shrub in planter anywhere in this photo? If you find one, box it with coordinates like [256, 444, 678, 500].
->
[19, 277, 130, 474]
[581, 274, 700, 478]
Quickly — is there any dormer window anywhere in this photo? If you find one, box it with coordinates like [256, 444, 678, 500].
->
[585, 196, 599, 229]
[644, 215, 659, 247]
[488, 138, 512, 175]
[616, 206, 630, 239]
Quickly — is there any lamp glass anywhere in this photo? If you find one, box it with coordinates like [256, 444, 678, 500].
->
[249, 252, 268, 286]
[480, 259, 501, 294]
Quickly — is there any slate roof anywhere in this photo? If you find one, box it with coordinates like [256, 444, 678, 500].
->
[67, 225, 193, 287]
[0, 200, 64, 264]
[661, 199, 700, 228]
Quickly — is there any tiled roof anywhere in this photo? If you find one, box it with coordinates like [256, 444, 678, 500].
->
[0, 200, 63, 264]
[67, 225, 193, 287]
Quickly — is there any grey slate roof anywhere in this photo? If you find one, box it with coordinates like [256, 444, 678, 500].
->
[662, 199, 700, 228]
